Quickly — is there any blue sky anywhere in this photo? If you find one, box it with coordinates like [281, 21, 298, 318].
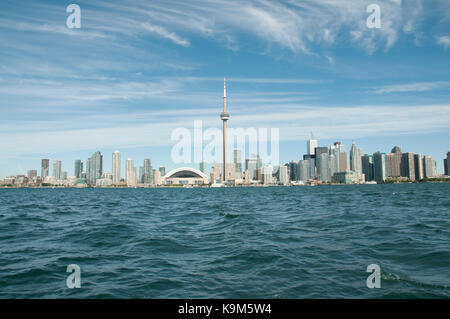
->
[0, 0, 449, 177]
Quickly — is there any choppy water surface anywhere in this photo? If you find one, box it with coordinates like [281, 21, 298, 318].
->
[0, 183, 449, 298]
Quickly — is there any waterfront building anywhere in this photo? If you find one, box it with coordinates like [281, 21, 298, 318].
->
[332, 170, 365, 184]
[62, 171, 68, 180]
[74, 160, 83, 179]
[245, 157, 258, 180]
[349, 142, 363, 173]
[244, 169, 251, 185]
[414, 154, 424, 180]
[423, 156, 437, 178]
[330, 142, 348, 172]
[289, 160, 299, 181]
[387, 152, 402, 178]
[96, 177, 113, 187]
[52, 160, 62, 180]
[143, 159, 152, 184]
[373, 152, 388, 182]
[445, 151, 450, 176]
[362, 154, 374, 181]
[233, 149, 242, 179]
[139, 166, 144, 184]
[316, 153, 331, 182]
[256, 168, 262, 182]
[262, 165, 273, 185]
[154, 170, 162, 185]
[86, 151, 103, 185]
[159, 166, 166, 178]
[299, 160, 310, 182]
[126, 158, 137, 187]
[102, 172, 113, 180]
[27, 170, 37, 180]
[279, 165, 289, 185]
[401, 152, 416, 181]
[328, 154, 337, 180]
[112, 151, 121, 184]
[41, 159, 50, 179]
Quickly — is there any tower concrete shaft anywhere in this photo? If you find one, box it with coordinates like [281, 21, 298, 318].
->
[220, 78, 230, 182]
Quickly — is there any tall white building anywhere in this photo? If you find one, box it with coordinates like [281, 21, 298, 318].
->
[262, 165, 273, 185]
[350, 142, 363, 173]
[307, 138, 318, 155]
[126, 158, 136, 187]
[112, 151, 121, 184]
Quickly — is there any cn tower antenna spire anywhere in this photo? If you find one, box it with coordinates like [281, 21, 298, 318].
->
[224, 77, 227, 100]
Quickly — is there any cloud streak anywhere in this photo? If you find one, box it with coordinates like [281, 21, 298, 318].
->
[141, 22, 190, 47]
[1, 103, 449, 159]
[375, 82, 450, 93]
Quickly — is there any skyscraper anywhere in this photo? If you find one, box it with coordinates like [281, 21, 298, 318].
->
[126, 158, 136, 187]
[423, 156, 437, 178]
[139, 166, 144, 184]
[316, 153, 330, 182]
[245, 157, 258, 180]
[307, 135, 318, 156]
[262, 165, 273, 185]
[159, 166, 166, 177]
[74, 160, 83, 179]
[143, 159, 152, 184]
[87, 151, 103, 185]
[387, 152, 402, 178]
[445, 151, 450, 176]
[299, 160, 311, 182]
[220, 78, 230, 182]
[373, 152, 388, 182]
[112, 151, 121, 184]
[52, 160, 62, 180]
[349, 142, 363, 173]
[330, 142, 347, 172]
[414, 154, 424, 180]
[401, 152, 416, 181]
[233, 149, 242, 179]
[362, 154, 374, 181]
[41, 159, 49, 178]
[289, 160, 299, 181]
[279, 165, 289, 185]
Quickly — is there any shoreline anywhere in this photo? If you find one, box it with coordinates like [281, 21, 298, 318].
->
[1, 179, 449, 189]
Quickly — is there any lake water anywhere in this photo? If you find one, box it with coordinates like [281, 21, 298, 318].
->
[0, 183, 449, 298]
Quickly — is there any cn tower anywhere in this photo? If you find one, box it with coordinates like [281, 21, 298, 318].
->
[220, 77, 230, 182]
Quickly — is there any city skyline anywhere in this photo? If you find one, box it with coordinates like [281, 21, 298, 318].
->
[1, 139, 447, 184]
[1, 0, 449, 178]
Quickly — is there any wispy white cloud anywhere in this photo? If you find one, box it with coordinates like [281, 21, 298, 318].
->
[375, 81, 450, 93]
[436, 35, 450, 48]
[1, 103, 449, 159]
[141, 22, 190, 47]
